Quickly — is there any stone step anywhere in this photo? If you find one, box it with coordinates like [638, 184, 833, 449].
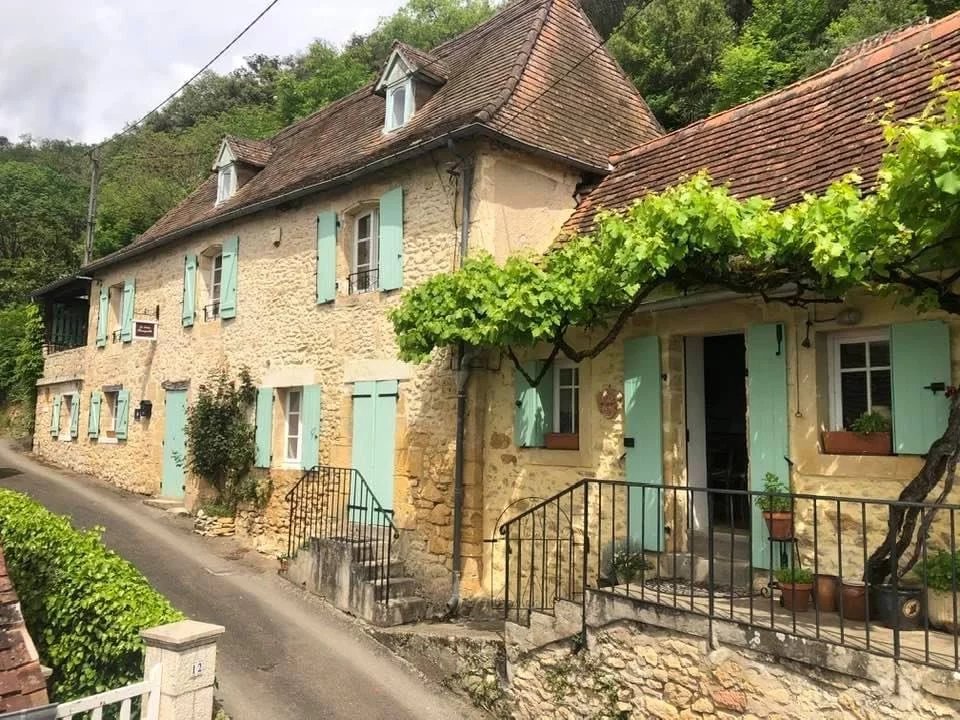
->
[364, 577, 418, 602]
[657, 554, 753, 588]
[143, 498, 190, 516]
[369, 596, 427, 627]
[690, 532, 752, 561]
[354, 559, 407, 580]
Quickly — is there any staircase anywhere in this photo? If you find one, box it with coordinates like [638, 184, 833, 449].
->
[283, 466, 425, 626]
[662, 530, 754, 588]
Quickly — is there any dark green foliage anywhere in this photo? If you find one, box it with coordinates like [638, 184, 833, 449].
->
[0, 489, 182, 700]
[919, 549, 960, 591]
[183, 367, 258, 508]
[0, 304, 44, 409]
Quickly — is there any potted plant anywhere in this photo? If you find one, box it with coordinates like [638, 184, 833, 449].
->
[814, 573, 839, 612]
[870, 570, 925, 630]
[821, 411, 892, 456]
[755, 472, 793, 540]
[601, 539, 650, 586]
[776, 566, 814, 612]
[919, 550, 960, 633]
[838, 579, 868, 621]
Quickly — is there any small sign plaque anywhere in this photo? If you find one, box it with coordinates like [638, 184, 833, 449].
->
[134, 320, 158, 341]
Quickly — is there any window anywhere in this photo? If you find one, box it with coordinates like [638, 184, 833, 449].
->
[554, 361, 580, 434]
[209, 253, 223, 318]
[199, 246, 223, 321]
[351, 210, 379, 294]
[60, 394, 74, 441]
[216, 164, 236, 204]
[385, 80, 413, 132]
[285, 388, 303, 464]
[829, 329, 892, 430]
[108, 283, 124, 340]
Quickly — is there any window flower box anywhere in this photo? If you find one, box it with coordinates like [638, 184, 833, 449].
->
[821, 430, 892, 456]
[544, 432, 579, 450]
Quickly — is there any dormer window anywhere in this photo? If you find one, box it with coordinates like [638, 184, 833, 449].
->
[216, 164, 237, 204]
[385, 79, 414, 132]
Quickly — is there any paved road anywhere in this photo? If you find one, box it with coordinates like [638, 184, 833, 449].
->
[0, 442, 482, 720]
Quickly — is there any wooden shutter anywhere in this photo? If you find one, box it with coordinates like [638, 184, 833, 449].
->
[316, 212, 337, 304]
[69, 394, 80, 439]
[623, 336, 664, 552]
[116, 390, 131, 440]
[379, 187, 404, 291]
[220, 236, 239, 319]
[746, 323, 790, 570]
[891, 321, 951, 454]
[96, 286, 109, 348]
[513, 362, 553, 448]
[301, 384, 322, 470]
[88, 392, 102, 438]
[182, 255, 198, 327]
[372, 380, 398, 509]
[50, 394, 61, 436]
[120, 279, 135, 342]
[254, 387, 273, 468]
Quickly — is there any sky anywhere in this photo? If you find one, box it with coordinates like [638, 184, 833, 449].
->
[0, 0, 404, 144]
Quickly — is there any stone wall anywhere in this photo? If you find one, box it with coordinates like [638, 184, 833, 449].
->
[33, 140, 581, 601]
[506, 595, 960, 720]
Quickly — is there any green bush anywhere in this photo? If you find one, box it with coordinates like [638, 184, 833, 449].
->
[0, 489, 182, 701]
[755, 472, 791, 513]
[850, 411, 891, 434]
[919, 550, 960, 593]
[775, 566, 814, 585]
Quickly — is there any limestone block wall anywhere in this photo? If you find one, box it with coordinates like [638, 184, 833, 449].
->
[480, 293, 960, 599]
[33, 141, 582, 601]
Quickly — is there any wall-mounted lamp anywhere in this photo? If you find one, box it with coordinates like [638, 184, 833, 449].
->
[835, 307, 862, 326]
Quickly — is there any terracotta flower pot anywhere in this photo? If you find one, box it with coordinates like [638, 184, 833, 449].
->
[821, 431, 891, 456]
[926, 589, 960, 633]
[839, 580, 868, 621]
[544, 432, 579, 450]
[780, 582, 813, 612]
[763, 511, 794, 540]
[814, 574, 839, 612]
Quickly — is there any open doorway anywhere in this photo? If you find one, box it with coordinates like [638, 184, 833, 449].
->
[686, 334, 750, 532]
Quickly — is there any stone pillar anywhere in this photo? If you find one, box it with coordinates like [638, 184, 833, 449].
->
[141, 620, 226, 720]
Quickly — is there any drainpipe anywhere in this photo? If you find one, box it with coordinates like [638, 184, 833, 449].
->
[446, 155, 474, 618]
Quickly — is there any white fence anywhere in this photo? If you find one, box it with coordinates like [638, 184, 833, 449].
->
[55, 665, 160, 720]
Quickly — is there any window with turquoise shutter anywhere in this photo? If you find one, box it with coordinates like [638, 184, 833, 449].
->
[514, 362, 554, 448]
[182, 255, 198, 327]
[220, 236, 239, 318]
[379, 187, 403, 291]
[317, 212, 337, 303]
[96, 286, 109, 347]
[116, 390, 131, 440]
[50, 394, 62, 436]
[890, 321, 951, 454]
[120, 279, 135, 342]
[301, 384, 322, 470]
[88, 392, 102, 439]
[69, 393, 80, 439]
[254, 387, 273, 468]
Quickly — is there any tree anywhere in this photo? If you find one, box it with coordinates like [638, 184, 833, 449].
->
[391, 81, 960, 585]
[609, 0, 736, 129]
[275, 42, 370, 124]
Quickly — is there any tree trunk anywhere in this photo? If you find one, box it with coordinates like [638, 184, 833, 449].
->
[863, 392, 960, 585]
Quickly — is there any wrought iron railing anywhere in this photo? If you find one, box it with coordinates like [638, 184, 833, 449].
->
[285, 465, 399, 603]
[203, 302, 220, 322]
[500, 479, 960, 671]
[348, 267, 379, 295]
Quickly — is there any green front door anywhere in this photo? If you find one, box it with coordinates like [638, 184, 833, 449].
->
[351, 380, 398, 511]
[162, 389, 188, 499]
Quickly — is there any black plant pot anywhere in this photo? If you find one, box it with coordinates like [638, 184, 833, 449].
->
[869, 584, 925, 630]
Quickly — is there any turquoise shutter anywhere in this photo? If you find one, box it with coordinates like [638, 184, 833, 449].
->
[301, 384, 322, 470]
[514, 362, 553, 448]
[50, 394, 61, 436]
[120, 279, 135, 342]
[746, 323, 790, 570]
[220, 236, 239, 319]
[182, 255, 198, 327]
[379, 187, 403, 291]
[69, 394, 80, 438]
[372, 380, 398, 509]
[352, 381, 376, 488]
[88, 392, 102, 438]
[116, 390, 131, 440]
[317, 212, 337, 304]
[624, 336, 664, 552]
[254, 388, 273, 468]
[891, 321, 951, 454]
[96, 286, 109, 347]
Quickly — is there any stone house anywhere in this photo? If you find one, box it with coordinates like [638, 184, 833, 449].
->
[30, 0, 660, 611]
[483, 14, 960, 592]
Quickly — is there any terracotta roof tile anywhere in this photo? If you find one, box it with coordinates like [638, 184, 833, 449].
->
[225, 136, 273, 168]
[85, 0, 659, 273]
[562, 11, 960, 239]
[0, 547, 49, 712]
[391, 42, 449, 83]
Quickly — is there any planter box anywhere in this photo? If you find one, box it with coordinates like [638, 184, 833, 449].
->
[926, 588, 959, 633]
[545, 432, 579, 450]
[822, 431, 891, 456]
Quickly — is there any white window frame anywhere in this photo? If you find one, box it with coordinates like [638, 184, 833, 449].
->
[384, 78, 414, 132]
[98, 391, 120, 443]
[209, 253, 223, 317]
[284, 388, 303, 466]
[216, 163, 237, 205]
[828, 328, 891, 430]
[59, 393, 76, 442]
[553, 360, 580, 435]
[351, 209, 380, 294]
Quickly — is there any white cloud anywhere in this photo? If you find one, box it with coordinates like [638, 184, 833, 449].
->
[0, 0, 403, 143]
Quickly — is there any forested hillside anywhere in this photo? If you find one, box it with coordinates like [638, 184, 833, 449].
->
[1, 0, 958, 420]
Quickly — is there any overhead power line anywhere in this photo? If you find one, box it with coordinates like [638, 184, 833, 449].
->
[93, 0, 283, 151]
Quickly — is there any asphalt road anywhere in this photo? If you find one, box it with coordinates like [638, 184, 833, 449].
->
[0, 442, 482, 720]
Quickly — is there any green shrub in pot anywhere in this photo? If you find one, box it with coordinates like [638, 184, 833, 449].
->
[919, 550, 960, 633]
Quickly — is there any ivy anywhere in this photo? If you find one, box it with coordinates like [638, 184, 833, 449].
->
[0, 489, 182, 701]
[391, 77, 960, 383]
[182, 366, 265, 509]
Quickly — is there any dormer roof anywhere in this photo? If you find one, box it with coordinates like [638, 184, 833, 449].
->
[375, 42, 450, 94]
[213, 136, 274, 171]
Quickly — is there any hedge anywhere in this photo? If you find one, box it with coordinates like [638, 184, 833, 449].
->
[0, 489, 183, 700]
